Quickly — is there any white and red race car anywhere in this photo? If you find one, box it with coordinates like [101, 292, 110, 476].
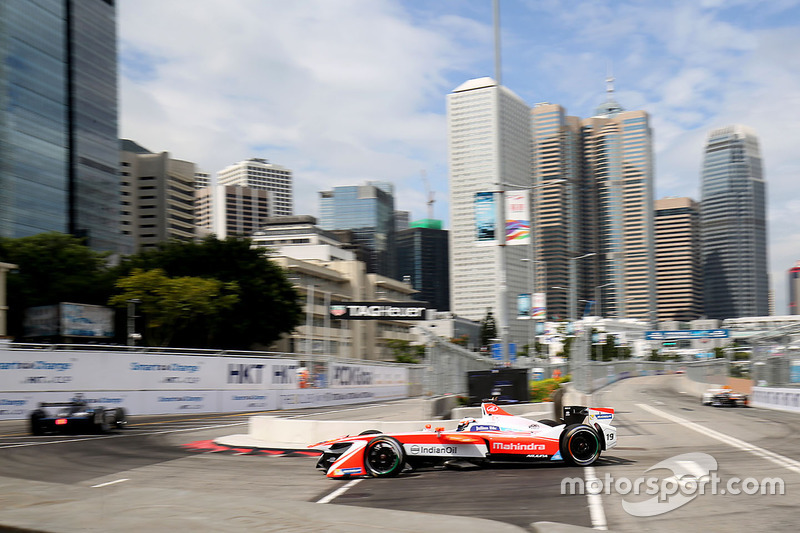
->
[309, 402, 617, 478]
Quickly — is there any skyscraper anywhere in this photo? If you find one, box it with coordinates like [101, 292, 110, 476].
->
[700, 125, 768, 319]
[530, 83, 657, 323]
[319, 182, 396, 278]
[216, 158, 293, 216]
[447, 77, 531, 344]
[0, 0, 121, 251]
[120, 140, 196, 252]
[654, 197, 702, 321]
[396, 219, 449, 312]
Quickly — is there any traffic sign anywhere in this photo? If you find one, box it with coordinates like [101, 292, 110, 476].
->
[645, 329, 729, 341]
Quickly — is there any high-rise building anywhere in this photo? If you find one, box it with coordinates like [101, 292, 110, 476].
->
[120, 140, 196, 252]
[447, 77, 532, 344]
[194, 170, 211, 189]
[700, 125, 769, 319]
[195, 185, 271, 239]
[530, 83, 657, 323]
[0, 0, 121, 252]
[396, 219, 450, 312]
[319, 182, 396, 278]
[216, 158, 293, 216]
[789, 262, 800, 315]
[654, 197, 702, 321]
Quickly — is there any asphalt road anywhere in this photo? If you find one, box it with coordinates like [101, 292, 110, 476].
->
[1, 376, 799, 532]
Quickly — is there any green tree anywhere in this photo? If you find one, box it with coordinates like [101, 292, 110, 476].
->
[0, 233, 115, 339]
[385, 339, 424, 364]
[479, 308, 498, 349]
[117, 236, 301, 349]
[109, 269, 239, 346]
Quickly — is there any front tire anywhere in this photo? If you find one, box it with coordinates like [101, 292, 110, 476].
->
[113, 408, 127, 429]
[560, 424, 601, 466]
[364, 436, 406, 477]
[30, 410, 45, 436]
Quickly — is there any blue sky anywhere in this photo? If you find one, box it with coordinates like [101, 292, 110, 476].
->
[118, 0, 800, 314]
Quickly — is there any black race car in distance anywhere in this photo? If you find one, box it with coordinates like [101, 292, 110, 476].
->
[29, 398, 127, 435]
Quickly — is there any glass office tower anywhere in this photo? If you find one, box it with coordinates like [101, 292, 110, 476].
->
[700, 125, 769, 319]
[0, 0, 120, 252]
[319, 182, 396, 278]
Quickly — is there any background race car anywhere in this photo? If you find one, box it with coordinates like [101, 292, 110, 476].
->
[29, 398, 127, 435]
[310, 402, 617, 478]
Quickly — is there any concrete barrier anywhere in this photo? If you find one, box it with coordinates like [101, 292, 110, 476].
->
[219, 416, 460, 450]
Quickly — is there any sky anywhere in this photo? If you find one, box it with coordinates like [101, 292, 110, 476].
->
[118, 0, 800, 315]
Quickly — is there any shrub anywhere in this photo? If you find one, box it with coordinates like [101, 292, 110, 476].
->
[529, 375, 571, 403]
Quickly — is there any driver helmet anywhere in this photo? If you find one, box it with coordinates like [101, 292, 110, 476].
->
[456, 417, 476, 432]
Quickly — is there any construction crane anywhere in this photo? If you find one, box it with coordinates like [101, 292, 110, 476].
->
[421, 170, 435, 220]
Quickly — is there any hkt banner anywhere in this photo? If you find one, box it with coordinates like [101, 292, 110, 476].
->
[505, 191, 530, 245]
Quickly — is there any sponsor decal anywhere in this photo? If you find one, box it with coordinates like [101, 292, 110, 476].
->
[131, 363, 200, 372]
[551, 451, 563, 461]
[492, 442, 546, 452]
[0, 361, 72, 371]
[331, 365, 373, 386]
[485, 405, 499, 413]
[335, 467, 364, 476]
[526, 454, 549, 459]
[470, 425, 500, 432]
[272, 364, 298, 385]
[594, 413, 613, 420]
[407, 444, 459, 455]
[329, 302, 429, 321]
[227, 364, 265, 384]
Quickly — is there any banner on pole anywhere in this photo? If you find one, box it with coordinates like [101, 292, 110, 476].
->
[532, 292, 547, 320]
[505, 191, 530, 245]
[474, 192, 497, 245]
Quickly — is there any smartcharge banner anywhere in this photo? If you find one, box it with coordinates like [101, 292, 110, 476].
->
[0, 349, 410, 420]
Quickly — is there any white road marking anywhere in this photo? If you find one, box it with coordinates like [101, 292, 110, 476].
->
[91, 478, 129, 488]
[638, 403, 800, 476]
[584, 466, 608, 530]
[0, 421, 247, 449]
[316, 479, 362, 504]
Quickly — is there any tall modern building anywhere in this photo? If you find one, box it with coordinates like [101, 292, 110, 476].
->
[120, 140, 196, 252]
[0, 0, 121, 252]
[700, 125, 768, 319]
[789, 261, 800, 315]
[447, 77, 532, 345]
[216, 158, 293, 216]
[319, 182, 396, 278]
[396, 219, 450, 312]
[654, 197, 702, 321]
[195, 184, 271, 239]
[530, 83, 657, 323]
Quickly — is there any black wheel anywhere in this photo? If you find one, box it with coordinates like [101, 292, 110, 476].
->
[359, 429, 382, 436]
[538, 419, 558, 427]
[560, 424, 601, 467]
[113, 408, 127, 429]
[364, 436, 406, 477]
[30, 410, 45, 436]
[93, 410, 110, 433]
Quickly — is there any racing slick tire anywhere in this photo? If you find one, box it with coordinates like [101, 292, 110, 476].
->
[560, 424, 601, 467]
[537, 419, 558, 427]
[364, 435, 406, 478]
[113, 408, 127, 429]
[30, 410, 45, 436]
[93, 409, 110, 434]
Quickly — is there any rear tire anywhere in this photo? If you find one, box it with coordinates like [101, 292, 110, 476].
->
[560, 424, 601, 466]
[364, 436, 406, 477]
[113, 408, 127, 429]
[30, 410, 45, 436]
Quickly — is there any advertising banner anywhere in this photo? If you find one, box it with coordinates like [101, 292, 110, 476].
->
[474, 192, 497, 244]
[328, 302, 429, 321]
[517, 293, 532, 319]
[532, 292, 547, 320]
[505, 191, 530, 245]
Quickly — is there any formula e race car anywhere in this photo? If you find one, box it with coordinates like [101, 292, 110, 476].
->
[309, 402, 617, 478]
[702, 386, 748, 407]
[29, 398, 127, 435]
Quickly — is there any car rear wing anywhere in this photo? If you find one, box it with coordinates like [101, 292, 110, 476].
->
[563, 406, 615, 425]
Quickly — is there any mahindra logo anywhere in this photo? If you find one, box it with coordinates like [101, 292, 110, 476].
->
[486, 405, 498, 413]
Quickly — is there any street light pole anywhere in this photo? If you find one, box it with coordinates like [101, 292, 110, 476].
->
[569, 253, 596, 323]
